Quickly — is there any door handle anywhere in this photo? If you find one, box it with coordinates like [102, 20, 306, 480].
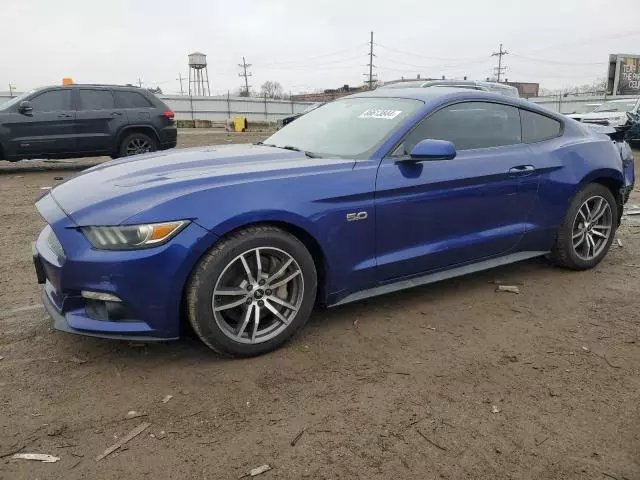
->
[508, 165, 536, 177]
[57, 113, 72, 118]
[111, 112, 123, 116]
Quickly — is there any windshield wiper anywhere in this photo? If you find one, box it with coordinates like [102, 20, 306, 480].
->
[257, 143, 321, 158]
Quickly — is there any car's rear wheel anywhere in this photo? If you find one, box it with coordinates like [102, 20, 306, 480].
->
[551, 183, 618, 270]
[119, 132, 157, 157]
[186, 226, 317, 356]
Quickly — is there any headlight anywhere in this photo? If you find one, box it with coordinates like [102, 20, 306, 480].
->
[81, 221, 189, 250]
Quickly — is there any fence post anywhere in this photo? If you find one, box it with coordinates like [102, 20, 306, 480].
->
[558, 92, 562, 113]
[264, 93, 268, 121]
[227, 90, 231, 135]
[290, 91, 294, 113]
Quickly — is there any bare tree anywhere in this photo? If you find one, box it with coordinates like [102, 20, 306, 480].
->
[260, 80, 284, 99]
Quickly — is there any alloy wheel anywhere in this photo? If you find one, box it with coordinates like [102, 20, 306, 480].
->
[125, 137, 151, 155]
[212, 247, 304, 344]
[571, 195, 613, 261]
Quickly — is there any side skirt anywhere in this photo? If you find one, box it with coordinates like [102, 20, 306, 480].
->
[331, 251, 549, 307]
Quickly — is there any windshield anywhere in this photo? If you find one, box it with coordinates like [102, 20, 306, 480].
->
[0, 89, 38, 111]
[592, 100, 638, 113]
[262, 97, 423, 159]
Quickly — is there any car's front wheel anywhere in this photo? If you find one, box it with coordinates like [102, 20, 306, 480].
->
[186, 226, 317, 356]
[551, 183, 618, 270]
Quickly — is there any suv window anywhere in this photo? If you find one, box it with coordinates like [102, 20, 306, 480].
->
[30, 89, 72, 112]
[521, 109, 562, 142]
[115, 91, 152, 108]
[395, 101, 521, 154]
[79, 89, 115, 110]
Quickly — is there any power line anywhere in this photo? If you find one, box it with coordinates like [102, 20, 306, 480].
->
[374, 42, 488, 63]
[363, 31, 377, 89]
[238, 56, 252, 96]
[255, 44, 367, 68]
[509, 53, 604, 67]
[491, 44, 508, 82]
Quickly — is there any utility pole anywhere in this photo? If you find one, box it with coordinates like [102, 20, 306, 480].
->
[8, 83, 15, 97]
[491, 43, 508, 82]
[238, 57, 252, 97]
[176, 73, 185, 95]
[363, 31, 376, 89]
[137, 77, 143, 88]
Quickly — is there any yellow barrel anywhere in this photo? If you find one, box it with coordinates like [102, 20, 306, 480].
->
[233, 116, 247, 132]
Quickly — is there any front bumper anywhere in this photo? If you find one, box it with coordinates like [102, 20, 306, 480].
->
[33, 194, 215, 341]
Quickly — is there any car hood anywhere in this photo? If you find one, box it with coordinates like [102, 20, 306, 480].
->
[48, 144, 355, 226]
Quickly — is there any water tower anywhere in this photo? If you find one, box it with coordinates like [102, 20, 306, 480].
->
[188, 52, 211, 96]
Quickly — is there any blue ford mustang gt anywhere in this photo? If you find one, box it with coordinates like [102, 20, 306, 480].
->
[33, 88, 635, 356]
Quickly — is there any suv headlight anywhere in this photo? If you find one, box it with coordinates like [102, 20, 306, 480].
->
[81, 221, 189, 250]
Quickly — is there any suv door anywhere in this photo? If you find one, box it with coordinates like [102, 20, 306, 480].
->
[75, 88, 127, 154]
[4, 88, 75, 158]
[375, 101, 538, 281]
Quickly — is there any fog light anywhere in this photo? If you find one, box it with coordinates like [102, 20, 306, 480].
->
[81, 291, 122, 302]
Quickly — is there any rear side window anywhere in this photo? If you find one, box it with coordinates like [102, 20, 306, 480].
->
[397, 101, 521, 153]
[30, 89, 72, 112]
[115, 91, 153, 108]
[79, 89, 115, 110]
[521, 109, 562, 142]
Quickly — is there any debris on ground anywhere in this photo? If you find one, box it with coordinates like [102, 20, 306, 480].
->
[69, 356, 88, 364]
[617, 239, 623, 248]
[54, 176, 64, 181]
[161, 395, 173, 404]
[491, 405, 501, 414]
[95, 422, 151, 461]
[125, 411, 147, 420]
[582, 346, 590, 352]
[249, 464, 272, 477]
[0, 356, 4, 361]
[496, 285, 520, 294]
[291, 428, 306, 446]
[416, 429, 448, 451]
[12, 453, 60, 463]
[46, 424, 66, 436]
[490, 280, 524, 286]
[353, 318, 359, 331]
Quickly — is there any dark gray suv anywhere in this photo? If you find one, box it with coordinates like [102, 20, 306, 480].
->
[0, 84, 177, 161]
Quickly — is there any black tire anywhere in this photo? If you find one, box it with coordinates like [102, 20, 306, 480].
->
[119, 132, 157, 157]
[551, 183, 618, 270]
[186, 225, 317, 357]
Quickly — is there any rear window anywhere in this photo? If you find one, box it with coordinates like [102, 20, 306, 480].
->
[521, 109, 562, 143]
[79, 89, 115, 110]
[115, 91, 153, 108]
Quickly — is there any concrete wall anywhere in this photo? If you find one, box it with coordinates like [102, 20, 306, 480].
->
[1, 90, 637, 118]
[0, 91, 315, 121]
[528, 94, 637, 114]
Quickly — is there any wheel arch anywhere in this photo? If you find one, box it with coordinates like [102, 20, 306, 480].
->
[578, 169, 624, 225]
[115, 125, 160, 153]
[180, 217, 330, 327]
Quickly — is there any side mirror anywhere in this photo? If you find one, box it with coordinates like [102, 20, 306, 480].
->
[18, 100, 33, 115]
[407, 139, 456, 161]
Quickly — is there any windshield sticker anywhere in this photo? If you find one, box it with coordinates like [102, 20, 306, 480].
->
[358, 109, 402, 120]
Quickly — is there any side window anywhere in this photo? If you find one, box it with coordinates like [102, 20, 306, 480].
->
[79, 89, 115, 110]
[115, 91, 152, 108]
[30, 90, 72, 112]
[521, 109, 561, 143]
[395, 101, 522, 155]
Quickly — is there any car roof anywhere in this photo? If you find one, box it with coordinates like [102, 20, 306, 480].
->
[345, 87, 560, 118]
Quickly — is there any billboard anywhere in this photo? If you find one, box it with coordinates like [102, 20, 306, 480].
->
[607, 54, 640, 96]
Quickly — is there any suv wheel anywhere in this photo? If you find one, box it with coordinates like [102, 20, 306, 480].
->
[119, 132, 157, 157]
[186, 226, 317, 357]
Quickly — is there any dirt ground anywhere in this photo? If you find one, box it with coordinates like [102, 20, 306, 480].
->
[0, 131, 638, 480]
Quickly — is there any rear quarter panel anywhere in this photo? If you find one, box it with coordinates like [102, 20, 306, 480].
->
[522, 123, 624, 249]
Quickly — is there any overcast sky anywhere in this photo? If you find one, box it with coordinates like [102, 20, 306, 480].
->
[2, 0, 640, 95]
